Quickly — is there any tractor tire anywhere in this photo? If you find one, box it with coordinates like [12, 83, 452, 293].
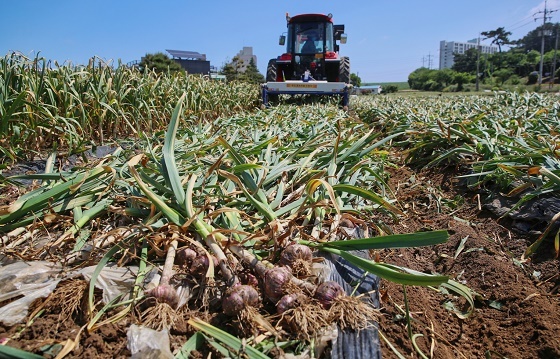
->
[266, 59, 278, 82]
[265, 59, 280, 104]
[338, 56, 350, 84]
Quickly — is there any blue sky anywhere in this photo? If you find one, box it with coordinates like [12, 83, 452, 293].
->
[1, 0, 558, 82]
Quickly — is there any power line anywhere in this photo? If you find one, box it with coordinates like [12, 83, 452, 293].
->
[503, 7, 560, 35]
[505, 12, 539, 29]
[507, 19, 538, 32]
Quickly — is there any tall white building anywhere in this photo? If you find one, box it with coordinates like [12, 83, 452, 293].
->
[439, 40, 498, 70]
[233, 47, 257, 73]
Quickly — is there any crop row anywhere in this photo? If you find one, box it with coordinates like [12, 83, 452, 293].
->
[0, 53, 260, 162]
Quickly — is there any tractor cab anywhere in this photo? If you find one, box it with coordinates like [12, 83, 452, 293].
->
[271, 13, 348, 82]
[286, 20, 334, 54]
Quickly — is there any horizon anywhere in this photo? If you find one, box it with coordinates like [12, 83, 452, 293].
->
[1, 0, 558, 83]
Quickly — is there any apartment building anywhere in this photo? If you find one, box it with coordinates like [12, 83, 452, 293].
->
[439, 40, 498, 70]
[233, 47, 257, 73]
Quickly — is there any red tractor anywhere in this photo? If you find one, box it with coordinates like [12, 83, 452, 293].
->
[262, 13, 351, 107]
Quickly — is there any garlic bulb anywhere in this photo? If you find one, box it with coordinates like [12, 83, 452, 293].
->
[314, 281, 345, 309]
[264, 266, 293, 303]
[222, 285, 260, 316]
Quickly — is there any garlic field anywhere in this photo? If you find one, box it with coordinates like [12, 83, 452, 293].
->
[1, 54, 559, 358]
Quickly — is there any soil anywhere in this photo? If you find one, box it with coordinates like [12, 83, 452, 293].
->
[378, 164, 560, 359]
[1, 157, 559, 358]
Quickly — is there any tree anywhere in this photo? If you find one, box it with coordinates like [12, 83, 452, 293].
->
[350, 73, 361, 87]
[526, 49, 541, 65]
[424, 79, 443, 91]
[543, 49, 560, 77]
[452, 72, 474, 91]
[452, 48, 478, 74]
[515, 23, 560, 53]
[221, 61, 238, 82]
[139, 52, 183, 74]
[500, 49, 533, 77]
[434, 68, 454, 87]
[408, 68, 455, 91]
[221, 57, 264, 84]
[493, 68, 513, 86]
[382, 84, 398, 93]
[481, 27, 512, 53]
[240, 58, 265, 84]
[408, 67, 436, 90]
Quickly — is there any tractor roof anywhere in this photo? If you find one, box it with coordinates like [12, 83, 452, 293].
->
[288, 13, 334, 24]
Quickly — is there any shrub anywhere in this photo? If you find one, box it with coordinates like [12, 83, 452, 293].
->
[507, 75, 521, 85]
[382, 85, 398, 94]
[424, 80, 442, 92]
[527, 71, 539, 85]
[443, 85, 458, 92]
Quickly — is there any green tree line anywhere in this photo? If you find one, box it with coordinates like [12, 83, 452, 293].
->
[138, 53, 265, 84]
[408, 23, 560, 91]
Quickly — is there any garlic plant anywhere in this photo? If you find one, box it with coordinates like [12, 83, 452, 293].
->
[20, 74, 558, 355]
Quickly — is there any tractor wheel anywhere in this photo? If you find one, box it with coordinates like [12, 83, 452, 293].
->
[338, 57, 350, 84]
[265, 59, 279, 104]
[266, 59, 278, 82]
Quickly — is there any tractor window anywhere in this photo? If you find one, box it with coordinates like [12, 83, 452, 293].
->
[288, 22, 327, 54]
[286, 21, 335, 53]
[324, 23, 334, 52]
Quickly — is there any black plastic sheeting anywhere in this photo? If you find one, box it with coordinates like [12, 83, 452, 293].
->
[321, 249, 382, 359]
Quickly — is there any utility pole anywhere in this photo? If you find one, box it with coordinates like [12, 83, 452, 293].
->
[536, 0, 557, 85]
[476, 36, 481, 91]
[550, 28, 559, 89]
[427, 53, 433, 69]
[421, 54, 434, 69]
[538, 1, 547, 85]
